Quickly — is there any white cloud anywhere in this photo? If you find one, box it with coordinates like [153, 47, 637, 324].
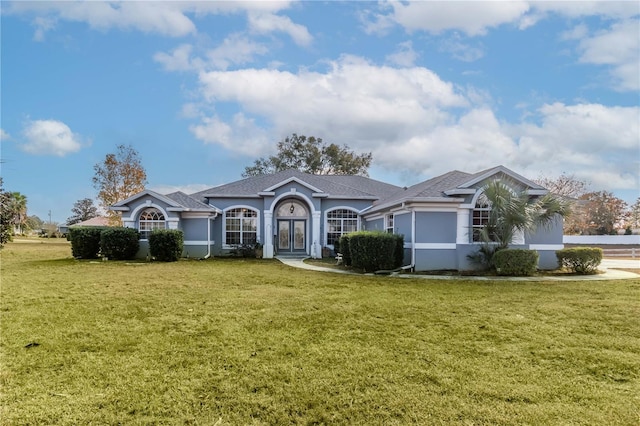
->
[21, 119, 84, 156]
[385, 41, 418, 67]
[155, 35, 270, 73]
[154, 44, 203, 72]
[189, 113, 271, 156]
[575, 19, 640, 91]
[508, 102, 640, 189]
[0, 129, 10, 140]
[439, 34, 485, 62]
[248, 11, 313, 46]
[6, 1, 301, 40]
[366, 1, 531, 36]
[365, 1, 639, 36]
[189, 54, 638, 192]
[193, 55, 467, 154]
[206, 34, 269, 70]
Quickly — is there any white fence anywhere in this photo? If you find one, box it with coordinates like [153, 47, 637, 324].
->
[563, 235, 640, 245]
[602, 248, 638, 258]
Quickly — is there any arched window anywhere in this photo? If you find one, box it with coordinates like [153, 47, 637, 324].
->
[225, 208, 257, 246]
[139, 208, 166, 240]
[472, 193, 495, 242]
[326, 209, 358, 246]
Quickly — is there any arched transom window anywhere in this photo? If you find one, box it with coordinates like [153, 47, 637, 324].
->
[225, 208, 258, 246]
[326, 209, 358, 246]
[139, 207, 166, 240]
[472, 193, 496, 242]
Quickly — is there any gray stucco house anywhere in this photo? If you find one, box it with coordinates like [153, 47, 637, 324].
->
[110, 165, 564, 270]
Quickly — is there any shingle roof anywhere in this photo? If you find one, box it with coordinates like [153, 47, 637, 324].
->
[369, 170, 472, 210]
[189, 170, 401, 201]
[165, 191, 219, 212]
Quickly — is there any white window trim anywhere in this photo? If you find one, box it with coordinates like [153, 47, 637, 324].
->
[324, 207, 360, 248]
[130, 203, 170, 241]
[222, 205, 260, 249]
[385, 213, 394, 234]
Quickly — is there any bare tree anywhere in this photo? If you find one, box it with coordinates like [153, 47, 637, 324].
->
[93, 145, 146, 225]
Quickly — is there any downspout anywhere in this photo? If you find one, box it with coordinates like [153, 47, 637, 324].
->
[204, 215, 212, 259]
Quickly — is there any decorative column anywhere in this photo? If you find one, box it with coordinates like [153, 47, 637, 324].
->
[312, 211, 321, 259]
[263, 211, 274, 258]
[456, 209, 470, 245]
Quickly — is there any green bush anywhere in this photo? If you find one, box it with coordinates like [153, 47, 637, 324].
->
[493, 249, 539, 276]
[556, 247, 603, 274]
[149, 229, 184, 262]
[348, 231, 403, 272]
[68, 226, 107, 259]
[100, 227, 140, 260]
[338, 234, 352, 266]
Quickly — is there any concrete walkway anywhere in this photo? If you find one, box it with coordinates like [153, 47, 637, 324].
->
[275, 256, 640, 281]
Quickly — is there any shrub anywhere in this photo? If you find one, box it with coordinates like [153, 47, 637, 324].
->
[229, 243, 255, 258]
[100, 227, 140, 260]
[556, 247, 603, 274]
[348, 231, 403, 272]
[338, 234, 352, 266]
[149, 229, 184, 262]
[68, 226, 107, 259]
[494, 249, 539, 276]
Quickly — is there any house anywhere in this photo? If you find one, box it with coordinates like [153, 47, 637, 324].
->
[59, 216, 112, 235]
[110, 165, 564, 270]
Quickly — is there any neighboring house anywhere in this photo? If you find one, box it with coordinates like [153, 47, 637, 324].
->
[59, 216, 112, 235]
[110, 165, 564, 270]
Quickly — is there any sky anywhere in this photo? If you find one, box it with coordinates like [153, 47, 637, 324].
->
[1, 0, 639, 225]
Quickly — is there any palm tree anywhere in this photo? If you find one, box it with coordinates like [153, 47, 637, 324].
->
[8, 192, 27, 235]
[471, 180, 572, 268]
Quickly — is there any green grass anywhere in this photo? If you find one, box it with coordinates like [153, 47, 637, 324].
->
[1, 239, 639, 425]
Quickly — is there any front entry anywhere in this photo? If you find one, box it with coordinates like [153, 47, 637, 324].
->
[277, 219, 306, 253]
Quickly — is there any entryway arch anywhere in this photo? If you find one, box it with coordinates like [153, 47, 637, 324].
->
[275, 199, 308, 254]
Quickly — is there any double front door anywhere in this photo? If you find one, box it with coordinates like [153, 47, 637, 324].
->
[277, 219, 306, 253]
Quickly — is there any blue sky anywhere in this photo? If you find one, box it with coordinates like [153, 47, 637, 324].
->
[1, 1, 638, 224]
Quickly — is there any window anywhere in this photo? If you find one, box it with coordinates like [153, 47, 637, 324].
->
[472, 193, 496, 242]
[326, 209, 358, 246]
[385, 214, 394, 234]
[139, 208, 166, 240]
[225, 208, 257, 246]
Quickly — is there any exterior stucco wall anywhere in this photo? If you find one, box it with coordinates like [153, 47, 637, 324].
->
[526, 215, 564, 245]
[363, 217, 384, 232]
[414, 249, 458, 271]
[181, 217, 209, 241]
[415, 212, 457, 243]
[180, 217, 212, 259]
[393, 212, 411, 240]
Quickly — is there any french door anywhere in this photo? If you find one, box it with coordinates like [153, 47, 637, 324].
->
[277, 219, 306, 253]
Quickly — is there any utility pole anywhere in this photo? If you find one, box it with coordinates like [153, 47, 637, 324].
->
[48, 210, 52, 224]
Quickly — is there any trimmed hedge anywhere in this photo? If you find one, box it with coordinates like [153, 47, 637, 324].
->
[100, 227, 140, 260]
[338, 234, 352, 266]
[149, 229, 184, 262]
[494, 249, 539, 276]
[556, 247, 603, 274]
[68, 226, 107, 259]
[345, 231, 404, 272]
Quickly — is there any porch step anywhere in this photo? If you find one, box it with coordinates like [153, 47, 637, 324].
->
[275, 254, 309, 260]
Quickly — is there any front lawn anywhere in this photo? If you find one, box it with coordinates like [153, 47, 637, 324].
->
[1, 240, 639, 424]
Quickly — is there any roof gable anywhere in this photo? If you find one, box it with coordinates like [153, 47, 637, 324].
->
[444, 165, 547, 195]
[111, 189, 185, 211]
